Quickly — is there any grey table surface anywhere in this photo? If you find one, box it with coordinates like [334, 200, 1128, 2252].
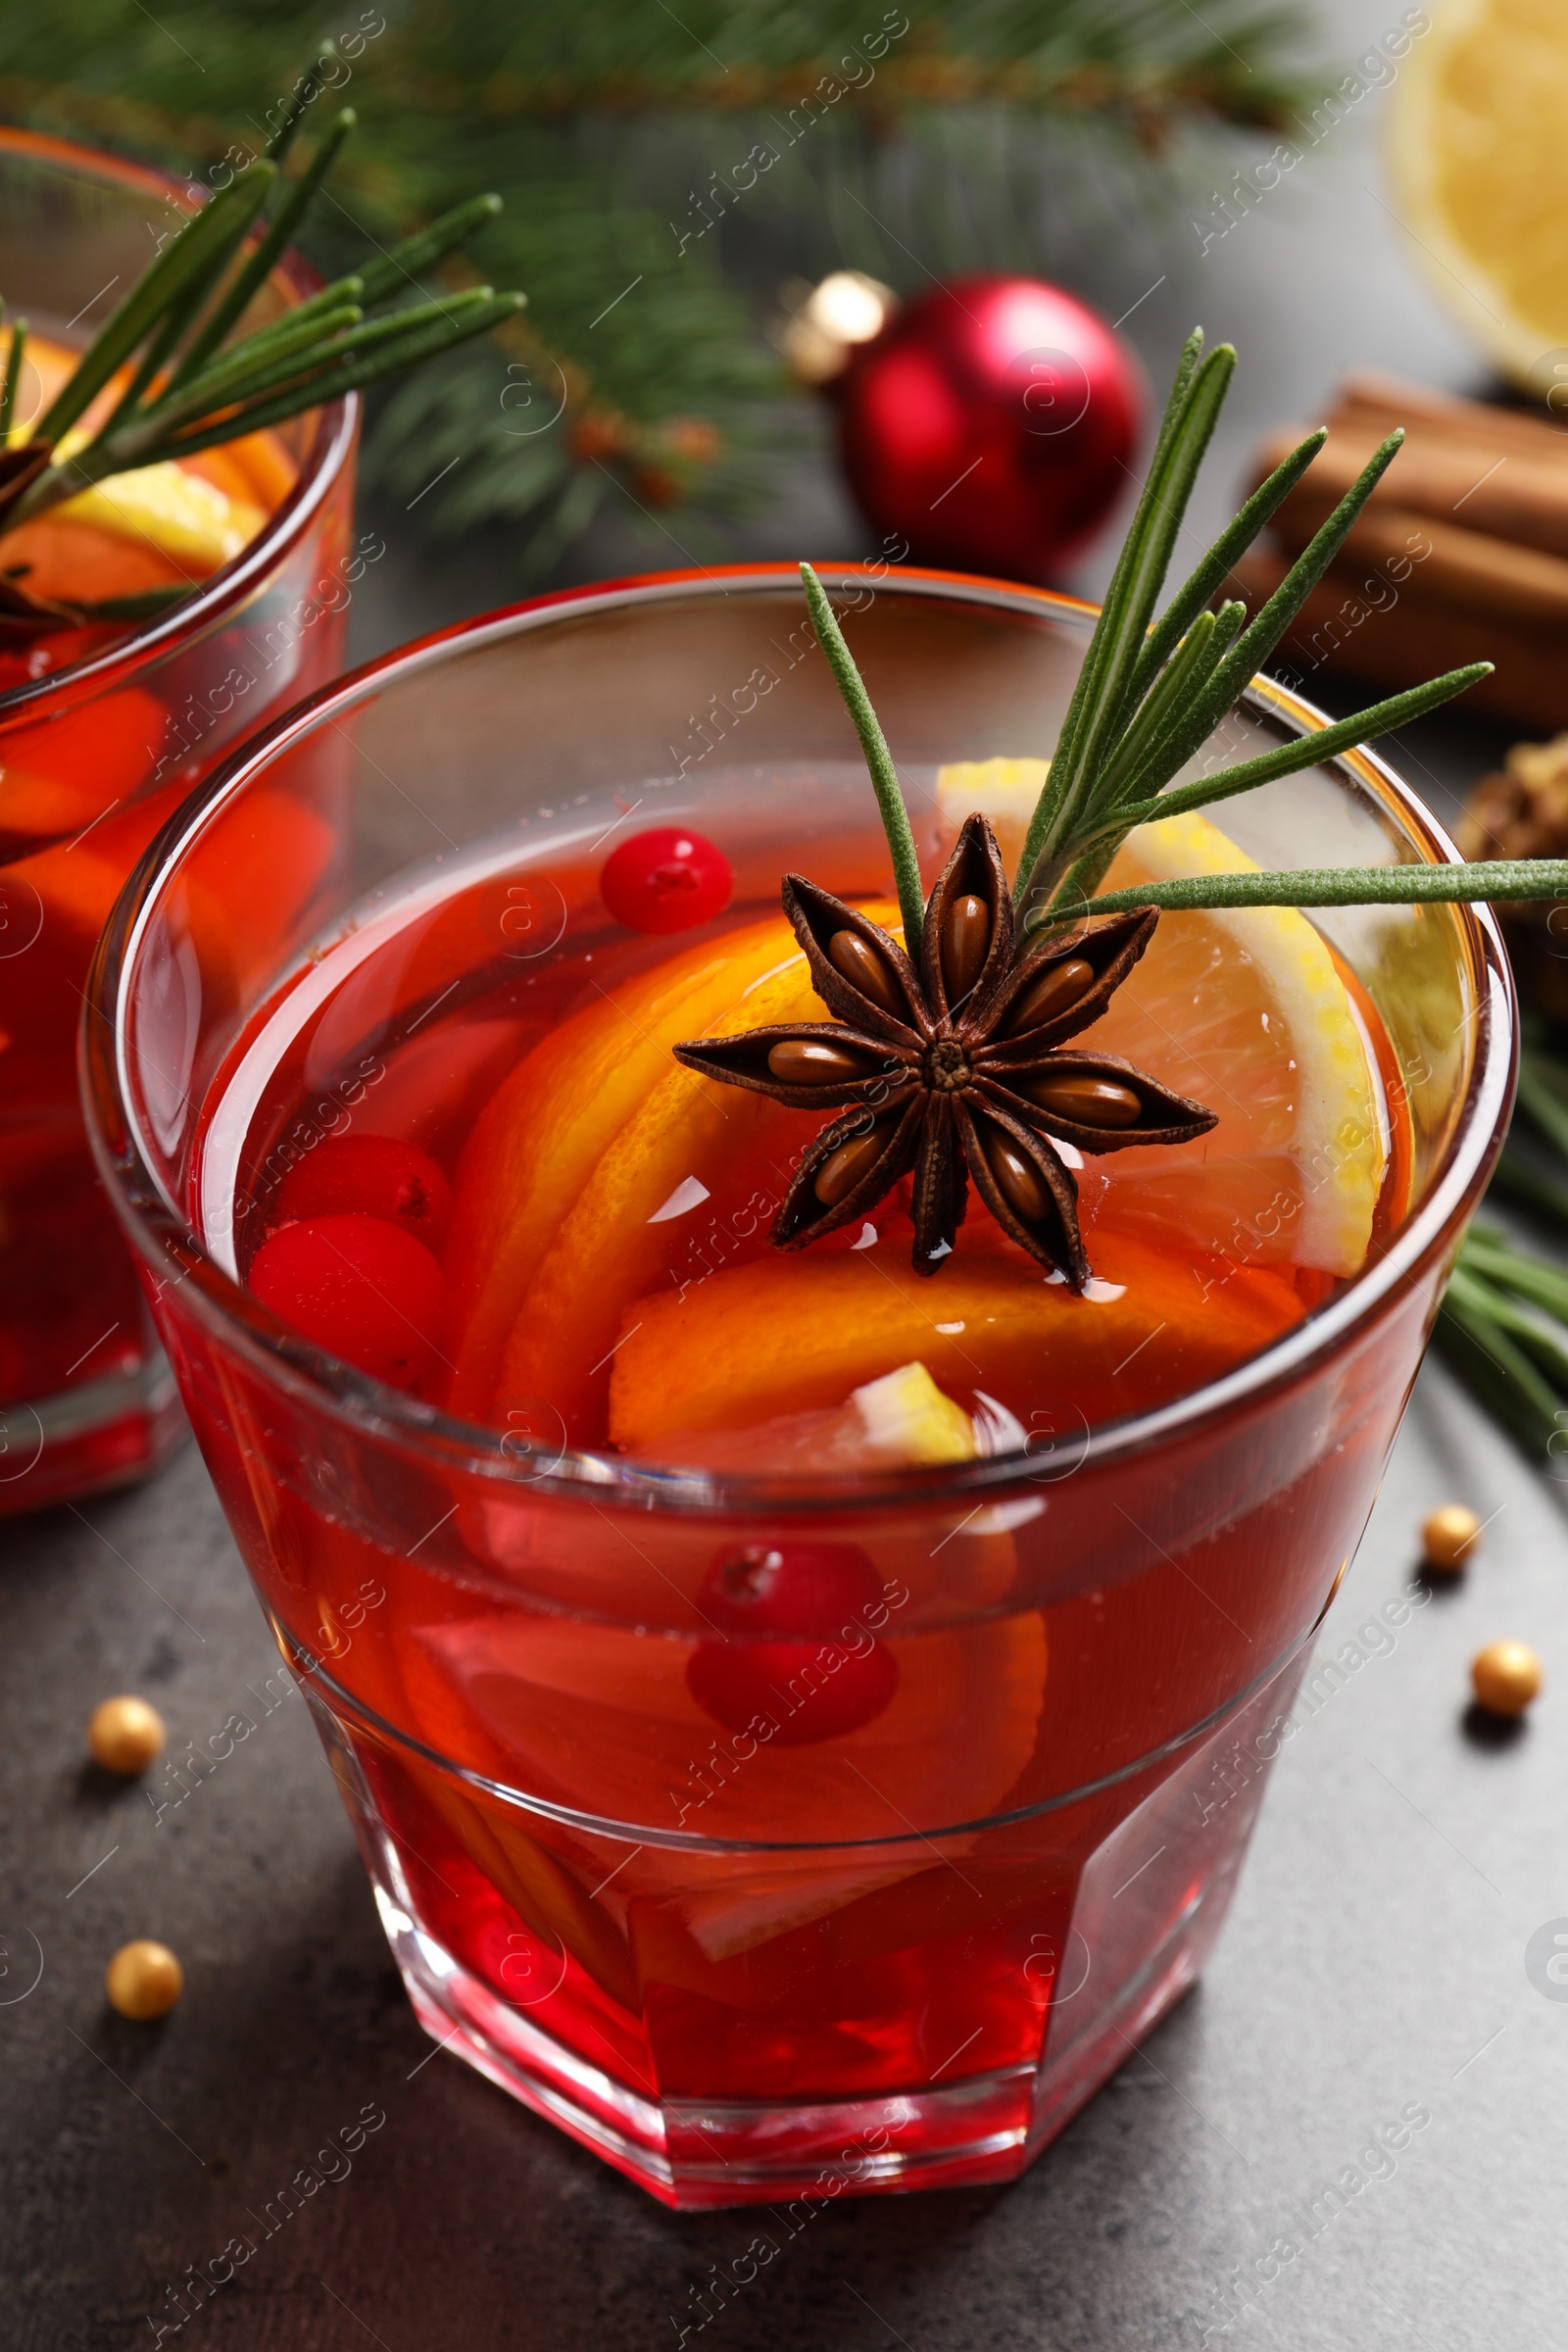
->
[7, 8, 1568, 2345]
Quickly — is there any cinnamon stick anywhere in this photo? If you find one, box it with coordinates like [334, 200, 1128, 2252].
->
[1339, 372, 1568, 460]
[1231, 549, 1568, 734]
[1255, 497, 1568, 628]
[1252, 424, 1568, 562]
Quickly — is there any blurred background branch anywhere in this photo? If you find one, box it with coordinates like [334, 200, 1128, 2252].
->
[0, 0, 1320, 574]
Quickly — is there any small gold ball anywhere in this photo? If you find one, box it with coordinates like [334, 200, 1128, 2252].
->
[87, 1694, 167, 1776]
[1471, 1640, 1543, 1718]
[1422, 1503, 1483, 1573]
[105, 1938, 183, 2020]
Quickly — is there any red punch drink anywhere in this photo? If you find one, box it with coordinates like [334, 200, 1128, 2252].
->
[0, 134, 356, 1512]
[86, 571, 1509, 2205]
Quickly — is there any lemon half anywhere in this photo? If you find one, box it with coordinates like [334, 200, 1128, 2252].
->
[1385, 0, 1568, 392]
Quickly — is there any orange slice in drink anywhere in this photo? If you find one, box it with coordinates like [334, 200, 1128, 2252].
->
[447, 900, 901, 1428]
[608, 1230, 1302, 1455]
[406, 1599, 1048, 1962]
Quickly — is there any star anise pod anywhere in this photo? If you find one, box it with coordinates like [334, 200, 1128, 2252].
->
[672, 813, 1216, 1285]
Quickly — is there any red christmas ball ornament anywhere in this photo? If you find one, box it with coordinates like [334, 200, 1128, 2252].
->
[833, 274, 1144, 584]
[601, 825, 732, 934]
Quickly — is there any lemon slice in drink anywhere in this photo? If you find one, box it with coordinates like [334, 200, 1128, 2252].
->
[935, 757, 1052, 875]
[55, 460, 264, 574]
[1088, 810, 1387, 1278]
[1385, 0, 1568, 390]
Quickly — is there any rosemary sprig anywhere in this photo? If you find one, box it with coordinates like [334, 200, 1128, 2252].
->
[801, 563, 925, 947]
[1437, 1266, 1564, 1456]
[1490, 1148, 1568, 1230]
[1044, 860, 1568, 925]
[802, 325, 1568, 942]
[989, 329, 1492, 929]
[1, 312, 27, 444]
[1513, 1052, 1568, 1163]
[1438, 1186, 1568, 1460]
[798, 328, 1568, 1460]
[0, 79, 524, 609]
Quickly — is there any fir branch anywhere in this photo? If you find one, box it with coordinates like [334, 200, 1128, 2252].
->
[1462, 1229, 1568, 1326]
[0, 0, 1321, 564]
[1440, 1041, 1568, 1459]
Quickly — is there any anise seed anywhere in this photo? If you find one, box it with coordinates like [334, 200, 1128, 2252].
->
[1004, 956, 1096, 1035]
[980, 1128, 1050, 1222]
[684, 831, 1200, 1281]
[814, 1126, 889, 1205]
[1025, 1073, 1143, 1128]
[767, 1038, 872, 1084]
[942, 892, 990, 1004]
[828, 928, 904, 1017]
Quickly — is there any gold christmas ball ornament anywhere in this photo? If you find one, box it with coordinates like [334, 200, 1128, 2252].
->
[778, 270, 897, 387]
[105, 1939, 183, 2021]
[1421, 1503, 1483, 1573]
[86, 1694, 167, 1776]
[1471, 1640, 1543, 1720]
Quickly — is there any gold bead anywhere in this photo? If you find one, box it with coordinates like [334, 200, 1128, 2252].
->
[87, 1694, 167, 1776]
[105, 1939, 183, 2020]
[1422, 1502, 1483, 1573]
[1471, 1640, 1543, 1718]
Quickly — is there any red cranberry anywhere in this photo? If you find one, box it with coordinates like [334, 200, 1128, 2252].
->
[688, 1638, 898, 1746]
[698, 1541, 885, 1635]
[274, 1135, 452, 1255]
[248, 1213, 447, 1393]
[688, 1541, 898, 1745]
[600, 826, 732, 934]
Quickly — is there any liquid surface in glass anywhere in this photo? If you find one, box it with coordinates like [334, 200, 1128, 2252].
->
[205, 784, 1413, 1471]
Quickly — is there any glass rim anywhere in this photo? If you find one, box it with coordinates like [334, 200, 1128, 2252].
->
[0, 122, 358, 730]
[84, 562, 1518, 1516]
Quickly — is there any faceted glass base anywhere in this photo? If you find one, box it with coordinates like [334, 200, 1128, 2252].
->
[311, 1653, 1300, 2210]
[0, 1350, 184, 1519]
[381, 1881, 1218, 2209]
